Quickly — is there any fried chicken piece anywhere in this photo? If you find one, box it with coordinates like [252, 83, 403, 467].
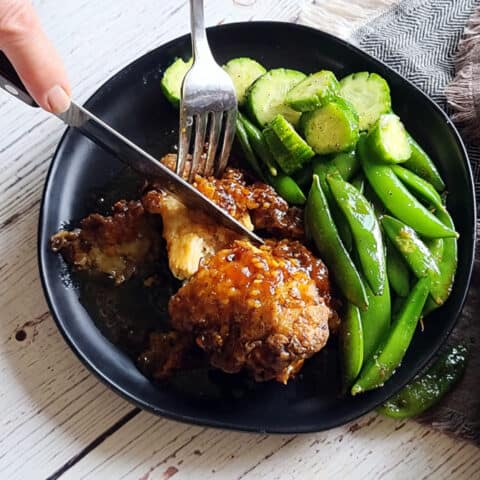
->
[142, 191, 243, 280]
[248, 182, 304, 239]
[50, 200, 159, 284]
[143, 159, 304, 280]
[137, 331, 193, 380]
[169, 239, 333, 383]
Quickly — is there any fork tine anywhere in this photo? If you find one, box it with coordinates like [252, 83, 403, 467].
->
[205, 111, 223, 177]
[215, 109, 237, 177]
[189, 113, 208, 183]
[176, 111, 193, 177]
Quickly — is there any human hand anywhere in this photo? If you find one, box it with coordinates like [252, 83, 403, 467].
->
[0, 0, 71, 113]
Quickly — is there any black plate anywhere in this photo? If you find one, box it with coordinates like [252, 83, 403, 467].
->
[38, 22, 476, 433]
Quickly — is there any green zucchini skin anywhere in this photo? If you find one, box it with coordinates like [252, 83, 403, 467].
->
[365, 113, 412, 164]
[286, 70, 339, 112]
[339, 71, 391, 131]
[246, 68, 306, 127]
[160, 57, 192, 107]
[263, 114, 314, 175]
[224, 57, 266, 106]
[300, 98, 360, 155]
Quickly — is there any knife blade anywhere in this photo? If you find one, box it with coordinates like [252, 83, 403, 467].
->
[0, 51, 263, 244]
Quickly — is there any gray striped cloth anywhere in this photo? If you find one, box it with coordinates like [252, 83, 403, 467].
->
[352, 0, 480, 197]
[352, 0, 480, 444]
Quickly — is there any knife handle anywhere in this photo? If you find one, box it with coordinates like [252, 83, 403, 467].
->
[0, 50, 38, 107]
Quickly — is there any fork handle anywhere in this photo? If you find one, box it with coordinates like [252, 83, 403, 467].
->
[0, 51, 38, 107]
[189, 0, 214, 61]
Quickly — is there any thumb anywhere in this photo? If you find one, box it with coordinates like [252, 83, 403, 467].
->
[0, 0, 71, 113]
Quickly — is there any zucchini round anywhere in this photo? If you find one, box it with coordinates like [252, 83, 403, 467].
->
[300, 98, 360, 155]
[246, 68, 306, 127]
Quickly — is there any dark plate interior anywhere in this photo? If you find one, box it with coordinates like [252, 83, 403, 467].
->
[38, 22, 476, 433]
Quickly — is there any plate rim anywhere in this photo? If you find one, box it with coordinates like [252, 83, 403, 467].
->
[37, 20, 477, 434]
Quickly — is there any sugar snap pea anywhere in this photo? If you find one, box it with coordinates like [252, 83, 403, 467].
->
[341, 303, 364, 390]
[238, 111, 277, 176]
[382, 215, 448, 304]
[391, 295, 405, 316]
[358, 137, 457, 239]
[351, 277, 430, 395]
[377, 344, 467, 418]
[327, 174, 386, 295]
[306, 175, 368, 309]
[385, 236, 410, 297]
[313, 159, 353, 251]
[382, 215, 440, 278]
[391, 165, 443, 211]
[324, 149, 360, 180]
[428, 208, 458, 305]
[361, 275, 391, 362]
[403, 134, 446, 192]
[351, 174, 365, 194]
[293, 163, 313, 191]
[235, 118, 265, 181]
[267, 172, 306, 206]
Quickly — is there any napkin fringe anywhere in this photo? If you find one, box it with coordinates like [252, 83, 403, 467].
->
[447, 6, 480, 144]
[455, 6, 480, 71]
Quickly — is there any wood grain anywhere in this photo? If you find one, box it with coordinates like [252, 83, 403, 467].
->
[0, 1, 478, 479]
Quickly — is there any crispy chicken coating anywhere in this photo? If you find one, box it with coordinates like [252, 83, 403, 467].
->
[50, 200, 159, 284]
[137, 331, 193, 380]
[169, 239, 333, 383]
[142, 162, 304, 280]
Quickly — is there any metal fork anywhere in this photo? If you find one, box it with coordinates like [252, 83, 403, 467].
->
[176, 0, 238, 182]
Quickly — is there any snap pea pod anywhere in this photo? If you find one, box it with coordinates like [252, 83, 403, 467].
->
[351, 174, 365, 194]
[324, 149, 360, 181]
[385, 236, 410, 297]
[341, 303, 364, 390]
[351, 277, 430, 395]
[266, 172, 306, 206]
[377, 344, 467, 419]
[382, 215, 445, 303]
[327, 174, 386, 295]
[293, 163, 313, 191]
[364, 183, 386, 217]
[391, 295, 405, 316]
[313, 159, 353, 251]
[361, 275, 391, 362]
[403, 134, 446, 192]
[358, 137, 457, 239]
[235, 118, 266, 181]
[293, 150, 356, 193]
[428, 208, 458, 306]
[382, 215, 440, 278]
[238, 111, 277, 176]
[391, 165, 443, 211]
[306, 175, 368, 309]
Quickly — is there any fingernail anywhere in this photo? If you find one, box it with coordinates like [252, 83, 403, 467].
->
[46, 85, 71, 113]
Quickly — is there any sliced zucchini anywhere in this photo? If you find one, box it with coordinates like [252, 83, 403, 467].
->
[263, 114, 314, 174]
[286, 70, 339, 112]
[339, 72, 391, 131]
[246, 68, 306, 127]
[223, 57, 266, 106]
[366, 113, 411, 164]
[300, 98, 360, 155]
[160, 57, 192, 107]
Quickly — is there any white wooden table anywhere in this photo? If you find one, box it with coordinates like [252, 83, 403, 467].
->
[1, 1, 479, 479]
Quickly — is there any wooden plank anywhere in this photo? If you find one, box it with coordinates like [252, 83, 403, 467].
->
[60, 412, 480, 480]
